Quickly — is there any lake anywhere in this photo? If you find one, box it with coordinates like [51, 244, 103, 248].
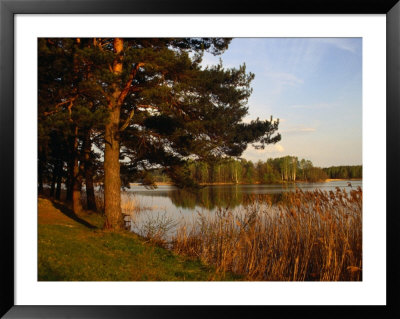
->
[122, 180, 362, 235]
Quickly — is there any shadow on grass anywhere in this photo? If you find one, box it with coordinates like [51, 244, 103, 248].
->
[51, 201, 97, 230]
[38, 260, 66, 281]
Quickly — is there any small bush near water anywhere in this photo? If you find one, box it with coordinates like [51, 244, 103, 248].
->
[140, 187, 362, 281]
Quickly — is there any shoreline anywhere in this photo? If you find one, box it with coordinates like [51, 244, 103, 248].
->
[129, 178, 362, 187]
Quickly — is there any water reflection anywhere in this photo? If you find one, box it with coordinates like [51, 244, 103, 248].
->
[127, 180, 362, 211]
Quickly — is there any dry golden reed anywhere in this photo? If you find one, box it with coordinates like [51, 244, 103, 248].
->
[164, 187, 362, 281]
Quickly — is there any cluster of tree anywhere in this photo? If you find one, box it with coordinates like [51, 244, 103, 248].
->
[323, 165, 362, 179]
[38, 38, 281, 230]
[149, 156, 359, 184]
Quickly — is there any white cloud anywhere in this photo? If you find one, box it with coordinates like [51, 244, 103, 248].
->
[272, 144, 284, 152]
[260, 71, 304, 96]
[242, 143, 285, 162]
[265, 71, 304, 87]
[282, 126, 316, 134]
[253, 144, 285, 153]
[290, 102, 334, 110]
[316, 38, 360, 54]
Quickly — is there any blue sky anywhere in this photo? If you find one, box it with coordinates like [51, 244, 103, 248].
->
[201, 38, 362, 167]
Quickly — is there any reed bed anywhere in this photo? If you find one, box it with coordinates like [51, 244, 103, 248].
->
[121, 193, 142, 216]
[148, 187, 363, 281]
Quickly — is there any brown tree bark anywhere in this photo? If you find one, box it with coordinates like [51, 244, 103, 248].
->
[103, 38, 124, 230]
[72, 168, 83, 214]
[70, 38, 83, 210]
[103, 38, 143, 230]
[71, 125, 83, 214]
[104, 107, 122, 229]
[83, 129, 97, 211]
[85, 168, 97, 211]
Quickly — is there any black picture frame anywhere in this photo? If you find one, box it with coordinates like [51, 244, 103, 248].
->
[1, 0, 399, 318]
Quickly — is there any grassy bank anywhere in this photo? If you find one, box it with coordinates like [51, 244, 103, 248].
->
[38, 197, 239, 281]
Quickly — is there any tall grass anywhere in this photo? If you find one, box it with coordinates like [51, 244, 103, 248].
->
[154, 187, 362, 281]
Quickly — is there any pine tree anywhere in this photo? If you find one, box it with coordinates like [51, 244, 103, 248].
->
[38, 38, 281, 230]
[38, 38, 108, 213]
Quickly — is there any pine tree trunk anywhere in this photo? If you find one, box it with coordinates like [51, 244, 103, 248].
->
[104, 106, 122, 229]
[103, 38, 124, 230]
[83, 129, 97, 211]
[85, 169, 97, 211]
[70, 38, 83, 210]
[72, 126, 83, 214]
[72, 164, 83, 214]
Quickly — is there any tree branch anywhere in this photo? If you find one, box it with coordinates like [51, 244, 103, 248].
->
[116, 63, 146, 130]
[43, 96, 77, 116]
[116, 62, 145, 107]
[119, 108, 135, 132]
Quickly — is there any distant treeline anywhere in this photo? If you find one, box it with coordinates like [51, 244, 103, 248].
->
[323, 165, 362, 179]
[150, 156, 362, 184]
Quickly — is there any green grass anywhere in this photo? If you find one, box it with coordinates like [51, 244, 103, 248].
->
[38, 197, 240, 281]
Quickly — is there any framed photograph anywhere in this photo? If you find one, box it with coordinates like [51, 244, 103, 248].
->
[1, 0, 399, 318]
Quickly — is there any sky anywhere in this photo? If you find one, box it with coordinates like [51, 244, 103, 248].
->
[201, 38, 362, 168]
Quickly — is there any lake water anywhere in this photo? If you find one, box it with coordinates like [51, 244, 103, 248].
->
[122, 180, 362, 235]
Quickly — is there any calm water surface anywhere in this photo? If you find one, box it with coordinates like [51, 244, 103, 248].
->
[123, 180, 362, 234]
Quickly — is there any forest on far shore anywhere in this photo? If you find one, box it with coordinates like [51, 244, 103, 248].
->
[145, 156, 362, 185]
